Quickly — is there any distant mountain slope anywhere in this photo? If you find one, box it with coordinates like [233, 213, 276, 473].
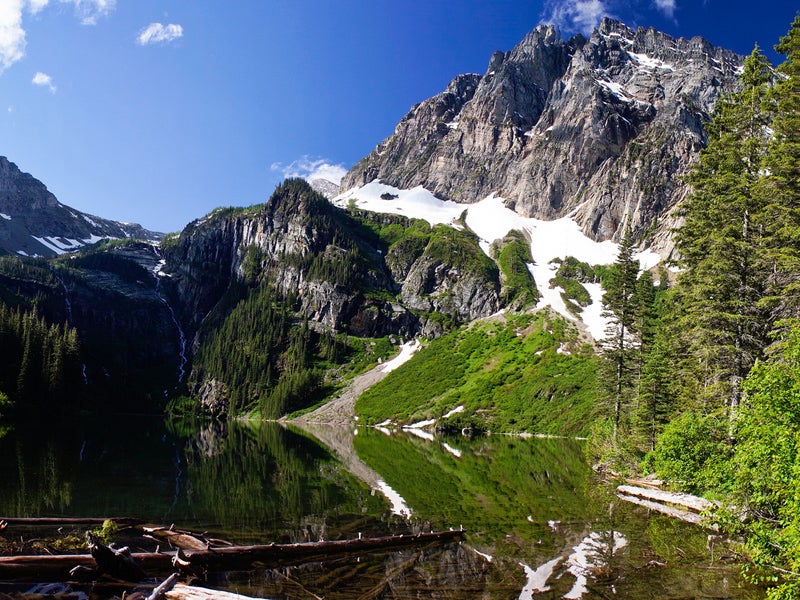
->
[341, 18, 745, 255]
[0, 157, 163, 257]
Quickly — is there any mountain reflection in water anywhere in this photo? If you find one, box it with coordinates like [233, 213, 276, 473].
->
[0, 417, 762, 598]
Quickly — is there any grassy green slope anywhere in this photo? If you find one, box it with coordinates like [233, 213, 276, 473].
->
[356, 311, 600, 436]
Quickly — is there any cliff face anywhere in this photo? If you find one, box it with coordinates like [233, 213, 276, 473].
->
[165, 180, 501, 344]
[341, 19, 744, 254]
[0, 157, 162, 257]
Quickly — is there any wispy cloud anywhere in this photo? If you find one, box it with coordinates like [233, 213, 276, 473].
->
[271, 156, 348, 185]
[653, 0, 677, 19]
[65, 0, 116, 26]
[27, 0, 50, 14]
[137, 22, 183, 46]
[541, 0, 613, 35]
[32, 70, 56, 92]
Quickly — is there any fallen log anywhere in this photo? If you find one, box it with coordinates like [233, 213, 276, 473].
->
[0, 517, 144, 527]
[0, 530, 465, 581]
[146, 572, 180, 600]
[141, 527, 209, 551]
[617, 493, 711, 527]
[165, 582, 268, 600]
[617, 485, 719, 513]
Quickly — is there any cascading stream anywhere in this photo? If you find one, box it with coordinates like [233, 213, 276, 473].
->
[150, 246, 187, 383]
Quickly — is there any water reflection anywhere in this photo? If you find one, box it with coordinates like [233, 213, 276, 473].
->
[0, 417, 763, 598]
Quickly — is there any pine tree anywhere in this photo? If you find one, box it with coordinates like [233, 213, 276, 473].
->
[600, 224, 640, 439]
[671, 46, 773, 430]
[760, 15, 800, 327]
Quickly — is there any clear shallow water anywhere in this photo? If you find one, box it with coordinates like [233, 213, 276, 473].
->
[0, 417, 763, 599]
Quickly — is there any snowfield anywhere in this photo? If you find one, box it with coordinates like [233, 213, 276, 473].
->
[335, 181, 662, 340]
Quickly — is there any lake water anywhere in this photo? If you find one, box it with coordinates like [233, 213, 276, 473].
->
[0, 416, 763, 599]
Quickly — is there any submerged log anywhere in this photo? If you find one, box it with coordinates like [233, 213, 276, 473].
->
[0, 530, 465, 581]
[617, 485, 720, 513]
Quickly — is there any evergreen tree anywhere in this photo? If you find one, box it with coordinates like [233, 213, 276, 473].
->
[671, 46, 773, 429]
[760, 14, 800, 327]
[600, 224, 640, 439]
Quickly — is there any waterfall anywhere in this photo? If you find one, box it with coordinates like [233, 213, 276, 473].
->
[150, 247, 188, 383]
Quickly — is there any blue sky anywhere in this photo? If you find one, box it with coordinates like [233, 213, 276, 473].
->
[1, 0, 797, 233]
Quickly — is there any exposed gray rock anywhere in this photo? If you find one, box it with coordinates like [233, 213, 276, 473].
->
[165, 181, 499, 350]
[0, 156, 163, 257]
[341, 19, 745, 256]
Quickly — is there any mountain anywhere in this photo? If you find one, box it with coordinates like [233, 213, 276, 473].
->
[341, 18, 744, 255]
[0, 17, 755, 419]
[0, 157, 163, 257]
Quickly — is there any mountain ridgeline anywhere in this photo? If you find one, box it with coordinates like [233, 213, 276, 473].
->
[0, 18, 752, 418]
[341, 18, 744, 255]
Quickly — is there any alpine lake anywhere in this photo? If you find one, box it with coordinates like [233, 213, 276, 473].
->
[0, 415, 763, 599]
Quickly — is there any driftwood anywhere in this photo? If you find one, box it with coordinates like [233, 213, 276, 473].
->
[0, 517, 144, 527]
[617, 485, 720, 513]
[617, 493, 708, 526]
[164, 582, 268, 600]
[142, 527, 209, 551]
[146, 572, 180, 600]
[161, 582, 263, 599]
[0, 530, 465, 581]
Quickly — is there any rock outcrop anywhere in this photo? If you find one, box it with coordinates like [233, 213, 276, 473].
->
[341, 19, 744, 254]
[165, 180, 501, 344]
[0, 157, 162, 257]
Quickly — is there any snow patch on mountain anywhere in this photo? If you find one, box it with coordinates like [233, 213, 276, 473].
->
[336, 181, 661, 338]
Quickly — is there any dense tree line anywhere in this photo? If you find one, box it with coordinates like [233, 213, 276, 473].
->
[597, 16, 800, 598]
[0, 304, 81, 415]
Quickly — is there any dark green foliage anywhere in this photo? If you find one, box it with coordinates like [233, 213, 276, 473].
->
[600, 226, 641, 439]
[0, 303, 81, 415]
[760, 15, 800, 326]
[68, 251, 152, 285]
[642, 411, 732, 495]
[553, 256, 600, 283]
[493, 231, 538, 307]
[425, 226, 498, 281]
[671, 46, 772, 425]
[191, 283, 307, 417]
[356, 312, 600, 436]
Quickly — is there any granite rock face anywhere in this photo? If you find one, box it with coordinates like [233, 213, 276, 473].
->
[165, 181, 501, 346]
[341, 19, 745, 255]
[0, 157, 162, 257]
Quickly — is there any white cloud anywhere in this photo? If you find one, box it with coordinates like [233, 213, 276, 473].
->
[27, 0, 50, 14]
[32, 70, 56, 92]
[0, 0, 114, 74]
[272, 156, 348, 185]
[541, 0, 612, 35]
[0, 0, 26, 73]
[654, 0, 676, 19]
[137, 22, 183, 46]
[63, 0, 115, 26]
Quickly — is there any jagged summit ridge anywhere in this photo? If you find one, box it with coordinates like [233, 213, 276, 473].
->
[341, 18, 744, 254]
[0, 157, 163, 257]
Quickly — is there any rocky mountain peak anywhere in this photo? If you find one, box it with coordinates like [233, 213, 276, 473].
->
[340, 19, 745, 255]
[0, 156, 163, 257]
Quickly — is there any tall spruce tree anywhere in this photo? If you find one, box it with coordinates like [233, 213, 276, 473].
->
[760, 14, 800, 328]
[671, 46, 773, 430]
[600, 224, 640, 439]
